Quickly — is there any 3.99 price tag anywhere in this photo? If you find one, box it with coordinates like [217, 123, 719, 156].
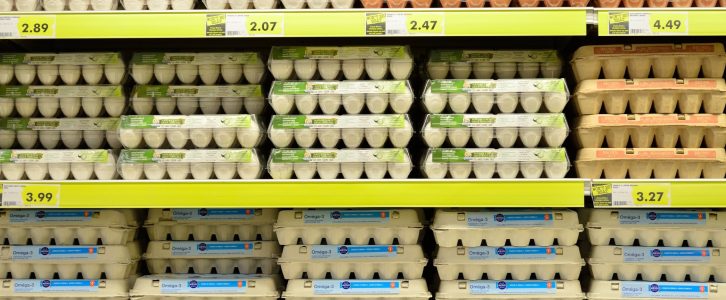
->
[592, 182, 671, 207]
[0, 15, 56, 38]
[2, 184, 60, 208]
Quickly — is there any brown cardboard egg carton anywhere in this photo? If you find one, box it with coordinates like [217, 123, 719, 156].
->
[130, 274, 280, 300]
[576, 148, 726, 179]
[144, 241, 280, 275]
[435, 246, 584, 281]
[145, 208, 277, 241]
[574, 79, 726, 115]
[436, 280, 585, 300]
[0, 279, 129, 299]
[588, 280, 725, 300]
[571, 44, 726, 82]
[283, 279, 431, 300]
[595, 0, 723, 8]
[279, 245, 427, 280]
[575, 114, 726, 148]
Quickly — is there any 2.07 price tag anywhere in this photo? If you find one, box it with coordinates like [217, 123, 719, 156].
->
[592, 182, 671, 208]
[1, 184, 60, 208]
[0, 15, 56, 38]
[225, 14, 284, 37]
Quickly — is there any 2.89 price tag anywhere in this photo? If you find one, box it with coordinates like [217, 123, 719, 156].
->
[2, 184, 60, 208]
[0, 15, 56, 38]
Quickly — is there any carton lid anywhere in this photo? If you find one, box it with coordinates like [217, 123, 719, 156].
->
[436, 280, 584, 299]
[275, 209, 423, 228]
[585, 209, 725, 228]
[1, 242, 141, 263]
[278, 244, 426, 263]
[435, 246, 583, 265]
[588, 245, 724, 265]
[130, 274, 279, 297]
[432, 209, 581, 230]
[576, 114, 726, 129]
[572, 43, 726, 61]
[0, 209, 141, 228]
[576, 148, 726, 163]
[587, 280, 722, 300]
[145, 208, 278, 226]
[283, 279, 431, 298]
[144, 241, 280, 259]
[575, 79, 726, 95]
[1, 279, 129, 297]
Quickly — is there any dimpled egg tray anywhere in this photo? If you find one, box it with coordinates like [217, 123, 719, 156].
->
[279, 245, 427, 280]
[145, 208, 277, 241]
[576, 148, 726, 179]
[38, 0, 120, 10]
[0, 149, 118, 180]
[275, 209, 423, 246]
[422, 148, 570, 179]
[575, 114, 726, 148]
[144, 241, 280, 274]
[0, 243, 140, 279]
[131, 85, 265, 115]
[0, 86, 126, 118]
[571, 43, 726, 82]
[574, 79, 726, 115]
[118, 149, 263, 180]
[130, 52, 265, 85]
[268, 148, 413, 180]
[201, 0, 279, 9]
[0, 118, 121, 150]
[120, 0, 198, 10]
[283, 279, 431, 300]
[432, 209, 583, 247]
[0, 53, 125, 85]
[269, 115, 413, 148]
[436, 280, 584, 300]
[427, 50, 562, 80]
[595, 0, 722, 7]
[587, 281, 725, 300]
[130, 274, 280, 299]
[585, 209, 726, 247]
[0, 279, 129, 299]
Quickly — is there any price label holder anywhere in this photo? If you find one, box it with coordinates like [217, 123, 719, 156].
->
[207, 14, 284, 37]
[1, 184, 60, 208]
[366, 12, 444, 36]
[0, 15, 56, 38]
[607, 11, 688, 36]
[592, 182, 672, 208]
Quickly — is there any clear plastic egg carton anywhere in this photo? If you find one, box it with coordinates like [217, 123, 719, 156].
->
[144, 241, 280, 274]
[269, 80, 414, 115]
[0, 149, 118, 180]
[585, 209, 726, 247]
[0, 279, 129, 299]
[422, 113, 569, 148]
[575, 148, 726, 179]
[145, 208, 277, 241]
[0, 243, 141, 279]
[269, 115, 413, 149]
[427, 49, 562, 80]
[438, 0, 589, 7]
[0, 118, 121, 150]
[268, 148, 413, 180]
[118, 149, 263, 180]
[432, 209, 583, 247]
[201, 0, 278, 9]
[588, 280, 724, 300]
[40, 0, 120, 10]
[436, 280, 585, 300]
[131, 85, 265, 116]
[0, 85, 125, 118]
[422, 148, 570, 179]
[283, 279, 431, 300]
[574, 79, 726, 115]
[121, 0, 198, 10]
[118, 115, 264, 149]
[269, 46, 414, 81]
[595, 0, 721, 7]
[422, 79, 569, 114]
[0, 53, 125, 85]
[130, 274, 280, 300]
[130, 52, 265, 85]
[571, 43, 726, 82]
[275, 209, 423, 245]
[435, 246, 584, 281]
[279, 245, 427, 280]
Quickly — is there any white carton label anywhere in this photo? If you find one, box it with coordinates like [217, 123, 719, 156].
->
[468, 247, 556, 260]
[622, 247, 711, 263]
[620, 282, 708, 298]
[160, 279, 247, 294]
[618, 210, 707, 225]
[313, 280, 401, 295]
[466, 212, 554, 227]
[311, 245, 398, 259]
[469, 281, 557, 295]
[171, 209, 256, 221]
[8, 210, 95, 223]
[11, 246, 98, 260]
[303, 210, 390, 224]
[171, 242, 254, 256]
[13, 280, 99, 293]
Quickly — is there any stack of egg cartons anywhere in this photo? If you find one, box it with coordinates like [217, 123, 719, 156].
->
[585, 209, 726, 300]
[421, 50, 570, 180]
[0, 209, 140, 300]
[433, 209, 585, 300]
[266, 46, 415, 180]
[3, 0, 118, 11]
[130, 208, 281, 299]
[572, 43, 726, 179]
[277, 209, 431, 300]
[120, 0, 196, 10]
[117, 52, 266, 181]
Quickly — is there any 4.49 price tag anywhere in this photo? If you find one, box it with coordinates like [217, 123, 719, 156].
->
[607, 11, 688, 36]
[0, 15, 56, 38]
[1, 184, 60, 208]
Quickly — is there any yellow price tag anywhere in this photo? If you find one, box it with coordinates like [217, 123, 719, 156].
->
[631, 184, 671, 207]
[649, 13, 687, 34]
[17, 15, 56, 38]
[246, 14, 283, 36]
[2, 184, 60, 208]
[405, 13, 444, 35]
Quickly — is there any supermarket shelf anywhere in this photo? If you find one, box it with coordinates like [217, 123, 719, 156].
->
[596, 8, 726, 36]
[591, 179, 726, 208]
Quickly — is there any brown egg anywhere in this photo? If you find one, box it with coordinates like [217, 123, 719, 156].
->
[544, 0, 564, 6]
[646, 0, 668, 6]
[362, 0, 384, 7]
[490, 0, 512, 6]
[623, 0, 644, 7]
[672, 0, 692, 5]
[517, 0, 540, 6]
[696, 0, 716, 6]
[569, 0, 588, 5]
[413, 0, 433, 7]
[387, 0, 407, 7]
[596, 0, 621, 7]
[720, 0, 726, 6]
[466, 0, 484, 6]
[439, 0, 460, 7]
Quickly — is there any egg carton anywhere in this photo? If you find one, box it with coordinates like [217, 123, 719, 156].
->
[422, 148, 570, 179]
[0, 243, 140, 279]
[0, 118, 121, 150]
[595, 0, 721, 7]
[269, 115, 413, 149]
[144, 241, 280, 274]
[130, 274, 280, 299]
[268, 148, 413, 180]
[130, 52, 264, 85]
[41, 0, 120, 10]
[283, 279, 431, 300]
[131, 85, 265, 116]
[574, 79, 726, 115]
[0, 149, 118, 180]
[576, 148, 726, 179]
[277, 0, 353, 7]
[275, 209, 423, 245]
[422, 113, 569, 148]
[0, 53, 125, 85]
[202, 0, 278, 8]
[571, 44, 726, 82]
[585, 209, 726, 247]
[121, 0, 198, 10]
[422, 79, 569, 114]
[269, 46, 413, 81]
[279, 245, 427, 280]
[1, 227, 137, 246]
[438, 0, 588, 6]
[437, 280, 584, 300]
[118, 115, 263, 149]
[0, 279, 129, 299]
[0, 85, 125, 118]
[436, 246, 584, 281]
[427, 50, 562, 80]
[145, 208, 277, 241]
[588, 280, 724, 300]
[432, 209, 583, 247]
[0, 209, 141, 227]
[118, 149, 263, 180]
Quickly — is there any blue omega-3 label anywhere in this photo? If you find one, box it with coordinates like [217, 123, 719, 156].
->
[304, 210, 390, 224]
[620, 282, 709, 298]
[311, 245, 398, 259]
[11, 246, 98, 260]
[313, 280, 400, 295]
[13, 280, 100, 293]
[622, 247, 711, 263]
[466, 212, 554, 227]
[171, 209, 256, 221]
[171, 242, 254, 256]
[469, 280, 557, 295]
[9, 210, 96, 223]
[160, 279, 247, 294]
[467, 247, 556, 260]
[618, 210, 707, 225]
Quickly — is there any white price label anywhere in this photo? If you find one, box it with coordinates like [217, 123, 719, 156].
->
[225, 14, 284, 37]
[608, 12, 688, 36]
[2, 184, 61, 208]
[366, 12, 443, 36]
[610, 183, 671, 207]
[0, 15, 56, 38]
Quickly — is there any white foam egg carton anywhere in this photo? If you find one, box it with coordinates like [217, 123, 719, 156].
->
[130, 274, 280, 299]
[269, 115, 413, 148]
[422, 113, 569, 148]
[0, 118, 121, 150]
[130, 52, 265, 85]
[118, 149, 263, 180]
[585, 209, 726, 247]
[118, 114, 263, 149]
[268, 148, 413, 180]
[574, 79, 726, 115]
[269, 80, 414, 115]
[432, 209, 583, 247]
[0, 243, 140, 279]
[41, 0, 120, 10]
[576, 148, 726, 179]
[279, 244, 426, 280]
[0, 149, 118, 180]
[0, 279, 129, 299]
[269, 46, 414, 81]
[427, 49, 562, 80]
[436, 280, 584, 300]
[422, 148, 570, 179]
[131, 85, 265, 115]
[0, 53, 125, 84]
[422, 79, 569, 114]
[0, 85, 125, 118]
[435, 246, 584, 281]
[144, 241, 280, 274]
[121, 0, 198, 10]
[588, 280, 724, 300]
[275, 209, 423, 245]
[283, 279, 431, 300]
[202, 0, 279, 9]
[145, 208, 277, 241]
[571, 43, 726, 82]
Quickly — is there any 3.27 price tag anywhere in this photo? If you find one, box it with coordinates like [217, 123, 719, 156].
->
[592, 182, 671, 207]
[1, 184, 60, 208]
[0, 15, 56, 38]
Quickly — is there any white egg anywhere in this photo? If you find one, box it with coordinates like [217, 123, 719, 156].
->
[448, 128, 471, 147]
[214, 163, 237, 180]
[389, 123, 413, 148]
[331, 0, 353, 7]
[106, 130, 122, 148]
[69, 0, 90, 10]
[307, 0, 328, 8]
[221, 97, 243, 114]
[342, 59, 364, 80]
[2, 163, 25, 180]
[177, 97, 199, 115]
[318, 94, 341, 115]
[190, 128, 213, 148]
[496, 128, 518, 148]
[37, 97, 59, 117]
[519, 127, 543, 148]
[82, 65, 104, 84]
[427, 62, 449, 79]
[294, 59, 317, 80]
[424, 93, 446, 113]
[199, 97, 221, 115]
[213, 128, 236, 148]
[191, 163, 214, 180]
[365, 162, 387, 179]
[243, 97, 264, 115]
[155, 97, 177, 115]
[471, 93, 494, 113]
[540, 62, 563, 78]
[520, 162, 544, 179]
[230, 0, 252, 8]
[171, 0, 194, 9]
[39, 131, 61, 149]
[317, 162, 340, 179]
[242, 62, 265, 84]
[472, 128, 494, 147]
[449, 163, 472, 179]
[144, 163, 167, 180]
[270, 128, 294, 147]
[342, 94, 365, 114]
[25, 163, 48, 180]
[166, 163, 190, 180]
[271, 95, 295, 114]
[237, 122, 261, 148]
[238, 154, 261, 179]
[545, 161, 569, 178]
[166, 128, 189, 149]
[365, 128, 388, 148]
[49, 163, 71, 180]
[294, 128, 317, 148]
[366, 93, 389, 114]
[269, 60, 294, 80]
[91, 0, 117, 10]
[82, 97, 103, 117]
[131, 64, 154, 84]
[221, 64, 243, 84]
[496, 92, 518, 113]
[104, 97, 126, 117]
[0, 130, 15, 148]
[294, 163, 317, 179]
[448, 93, 471, 113]
[473, 162, 496, 179]
[44, 0, 65, 11]
[388, 162, 411, 179]
[495, 62, 517, 79]
[544, 127, 568, 147]
[496, 162, 520, 179]
[147, 0, 170, 9]
[450, 62, 472, 79]
[120, 163, 144, 180]
[61, 130, 83, 148]
[341, 162, 364, 179]
[176, 64, 198, 84]
[318, 128, 341, 148]
[0, 98, 11, 117]
[365, 59, 388, 80]
[517, 62, 540, 78]
[422, 123, 446, 147]
[269, 163, 293, 179]
[59, 65, 81, 85]
[119, 129, 143, 148]
[59, 97, 81, 117]
[104, 63, 125, 84]
[122, 0, 145, 9]
[0, 65, 13, 84]
[282, 0, 304, 8]
[205, 0, 228, 8]
[37, 65, 59, 85]
[390, 58, 413, 80]
[295, 94, 318, 115]
[17, 131, 38, 149]
[318, 60, 341, 80]
[143, 129, 167, 148]
[520, 92, 543, 113]
[341, 128, 364, 148]
[83, 131, 105, 149]
[424, 161, 448, 179]
[132, 97, 154, 115]
[389, 93, 413, 114]
[14, 65, 36, 85]
[544, 93, 568, 113]
[93, 152, 116, 179]
[71, 162, 95, 180]
[153, 64, 176, 84]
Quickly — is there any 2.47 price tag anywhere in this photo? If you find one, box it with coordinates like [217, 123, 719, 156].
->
[0, 15, 56, 38]
[366, 12, 444, 36]
[1, 184, 60, 208]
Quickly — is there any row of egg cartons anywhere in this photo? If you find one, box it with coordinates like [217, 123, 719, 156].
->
[595, 0, 723, 7]
[130, 85, 265, 116]
[427, 50, 563, 80]
[0, 0, 277, 11]
[421, 148, 570, 179]
[0, 53, 125, 86]
[0, 118, 121, 149]
[268, 148, 413, 179]
[0, 85, 125, 118]
[130, 52, 265, 85]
